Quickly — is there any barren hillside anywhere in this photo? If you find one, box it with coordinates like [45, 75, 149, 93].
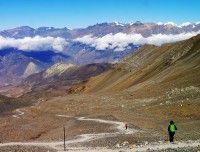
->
[0, 35, 199, 151]
[68, 34, 200, 96]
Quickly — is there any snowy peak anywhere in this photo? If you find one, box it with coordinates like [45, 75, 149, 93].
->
[178, 22, 191, 27]
[164, 22, 177, 26]
[112, 22, 125, 26]
[155, 21, 200, 28]
[1, 21, 200, 39]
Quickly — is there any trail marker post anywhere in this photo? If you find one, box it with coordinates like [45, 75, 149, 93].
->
[64, 126, 66, 151]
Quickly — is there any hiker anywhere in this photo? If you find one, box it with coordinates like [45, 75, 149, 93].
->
[125, 123, 128, 130]
[168, 120, 177, 142]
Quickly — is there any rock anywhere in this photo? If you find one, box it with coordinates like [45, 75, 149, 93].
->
[115, 143, 122, 148]
[129, 144, 136, 149]
[158, 141, 163, 144]
[144, 141, 149, 145]
[122, 141, 129, 146]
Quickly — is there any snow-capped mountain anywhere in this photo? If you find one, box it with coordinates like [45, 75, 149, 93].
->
[0, 21, 200, 87]
[1, 21, 200, 38]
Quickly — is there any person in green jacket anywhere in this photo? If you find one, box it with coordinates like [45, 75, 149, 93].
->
[168, 120, 177, 142]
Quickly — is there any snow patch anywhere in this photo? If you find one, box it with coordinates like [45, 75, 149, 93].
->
[129, 22, 134, 26]
[157, 22, 164, 25]
[178, 22, 191, 27]
[114, 22, 124, 26]
[164, 22, 177, 26]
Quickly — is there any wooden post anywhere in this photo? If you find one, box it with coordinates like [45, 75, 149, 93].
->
[64, 126, 66, 151]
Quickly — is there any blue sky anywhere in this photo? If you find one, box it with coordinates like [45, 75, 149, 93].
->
[0, 0, 199, 30]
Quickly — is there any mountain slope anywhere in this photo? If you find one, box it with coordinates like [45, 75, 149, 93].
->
[67, 34, 200, 95]
[3, 62, 113, 97]
[0, 48, 71, 86]
[0, 21, 200, 87]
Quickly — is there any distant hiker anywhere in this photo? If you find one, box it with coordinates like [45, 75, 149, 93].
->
[125, 123, 128, 130]
[168, 120, 177, 142]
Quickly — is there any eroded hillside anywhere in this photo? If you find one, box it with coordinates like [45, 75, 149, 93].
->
[68, 34, 200, 96]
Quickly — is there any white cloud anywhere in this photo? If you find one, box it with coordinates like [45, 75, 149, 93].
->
[0, 36, 68, 52]
[74, 31, 200, 51]
[1, 31, 200, 52]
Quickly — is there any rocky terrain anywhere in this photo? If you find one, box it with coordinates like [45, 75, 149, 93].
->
[0, 62, 113, 97]
[0, 49, 71, 86]
[0, 34, 199, 151]
[68, 34, 200, 93]
[0, 145, 56, 152]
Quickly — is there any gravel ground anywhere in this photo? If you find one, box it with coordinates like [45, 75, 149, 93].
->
[0, 145, 56, 152]
[148, 146, 200, 152]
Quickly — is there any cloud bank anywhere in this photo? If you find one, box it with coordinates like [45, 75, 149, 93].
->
[74, 31, 200, 51]
[1, 31, 200, 52]
[0, 36, 68, 52]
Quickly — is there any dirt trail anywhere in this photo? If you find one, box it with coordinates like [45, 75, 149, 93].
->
[12, 109, 25, 118]
[56, 115, 138, 144]
[3, 113, 137, 151]
[0, 140, 199, 152]
[4, 113, 199, 151]
[77, 116, 137, 135]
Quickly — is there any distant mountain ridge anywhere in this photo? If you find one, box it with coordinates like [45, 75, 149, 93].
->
[0, 21, 200, 38]
[3, 62, 113, 97]
[0, 21, 200, 88]
[0, 48, 71, 86]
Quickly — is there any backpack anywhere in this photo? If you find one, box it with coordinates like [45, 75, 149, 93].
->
[170, 124, 176, 132]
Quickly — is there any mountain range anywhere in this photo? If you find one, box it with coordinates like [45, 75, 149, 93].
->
[0, 48, 71, 86]
[1, 24, 200, 149]
[3, 33, 200, 97]
[1, 21, 200, 38]
[0, 21, 200, 88]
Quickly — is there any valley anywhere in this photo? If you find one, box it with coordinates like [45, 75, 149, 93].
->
[0, 30, 200, 152]
[0, 90, 199, 151]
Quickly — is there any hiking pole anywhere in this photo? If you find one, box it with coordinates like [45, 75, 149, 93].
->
[64, 126, 66, 151]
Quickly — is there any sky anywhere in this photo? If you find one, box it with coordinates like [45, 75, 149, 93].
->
[0, 0, 199, 30]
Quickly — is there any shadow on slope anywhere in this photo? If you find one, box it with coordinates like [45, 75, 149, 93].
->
[67, 34, 200, 96]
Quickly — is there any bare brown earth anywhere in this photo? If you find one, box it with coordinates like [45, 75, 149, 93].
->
[0, 35, 200, 151]
[0, 90, 199, 147]
[68, 34, 200, 93]
[0, 145, 56, 152]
